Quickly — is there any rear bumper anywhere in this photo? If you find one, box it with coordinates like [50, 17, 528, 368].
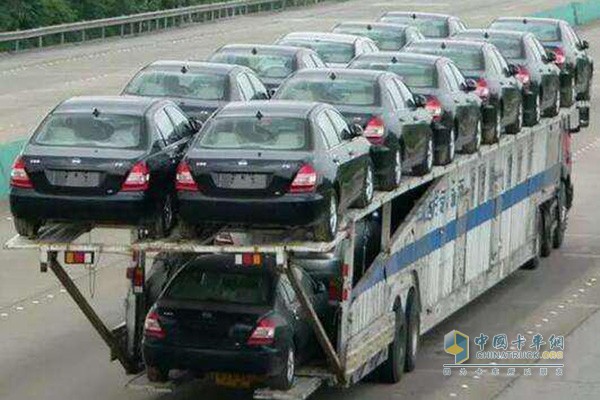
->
[178, 191, 328, 227]
[143, 342, 285, 376]
[10, 188, 152, 224]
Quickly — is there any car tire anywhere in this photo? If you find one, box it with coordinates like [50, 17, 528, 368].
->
[354, 163, 375, 208]
[380, 150, 402, 191]
[412, 137, 434, 175]
[14, 217, 41, 239]
[464, 119, 482, 153]
[547, 89, 560, 117]
[314, 192, 339, 242]
[436, 126, 455, 166]
[146, 194, 174, 239]
[404, 293, 420, 372]
[506, 104, 523, 134]
[376, 302, 407, 383]
[528, 93, 541, 127]
[561, 76, 576, 107]
[146, 365, 169, 383]
[270, 345, 295, 390]
[553, 182, 567, 249]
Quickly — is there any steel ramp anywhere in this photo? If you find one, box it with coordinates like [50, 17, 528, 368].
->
[254, 377, 323, 400]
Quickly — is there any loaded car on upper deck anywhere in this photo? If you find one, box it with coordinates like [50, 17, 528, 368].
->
[405, 39, 523, 141]
[332, 21, 424, 51]
[489, 17, 593, 105]
[176, 101, 373, 241]
[122, 61, 269, 122]
[208, 44, 326, 94]
[377, 12, 467, 38]
[9, 96, 200, 239]
[348, 52, 482, 157]
[275, 32, 379, 68]
[453, 29, 561, 126]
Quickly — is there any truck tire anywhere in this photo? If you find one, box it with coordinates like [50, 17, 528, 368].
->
[13, 218, 41, 239]
[553, 182, 567, 249]
[377, 303, 407, 383]
[540, 207, 552, 258]
[269, 344, 295, 390]
[404, 293, 420, 372]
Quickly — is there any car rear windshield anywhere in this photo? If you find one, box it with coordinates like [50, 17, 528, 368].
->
[33, 113, 144, 149]
[279, 39, 355, 64]
[165, 269, 272, 306]
[380, 16, 448, 38]
[198, 116, 309, 151]
[335, 26, 404, 50]
[211, 52, 294, 79]
[277, 77, 379, 106]
[489, 21, 561, 42]
[409, 45, 484, 71]
[490, 37, 525, 59]
[351, 60, 437, 88]
[123, 69, 227, 100]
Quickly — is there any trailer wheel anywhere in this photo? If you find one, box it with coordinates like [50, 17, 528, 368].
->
[553, 182, 567, 249]
[270, 345, 295, 390]
[377, 303, 407, 383]
[13, 217, 41, 239]
[404, 293, 420, 372]
[540, 207, 552, 258]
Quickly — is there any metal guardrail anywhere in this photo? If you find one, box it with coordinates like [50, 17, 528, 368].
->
[0, 0, 330, 52]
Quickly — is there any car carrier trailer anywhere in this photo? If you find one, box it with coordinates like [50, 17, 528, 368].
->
[3, 104, 586, 399]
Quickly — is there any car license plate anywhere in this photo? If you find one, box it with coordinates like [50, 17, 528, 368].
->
[213, 372, 259, 388]
[47, 170, 101, 187]
[215, 173, 268, 189]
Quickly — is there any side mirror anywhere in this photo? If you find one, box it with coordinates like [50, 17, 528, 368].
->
[315, 281, 327, 294]
[580, 40, 589, 50]
[413, 94, 427, 108]
[268, 88, 277, 98]
[544, 51, 557, 63]
[342, 124, 364, 140]
[506, 64, 519, 77]
[461, 79, 477, 92]
[253, 91, 270, 100]
[189, 117, 203, 133]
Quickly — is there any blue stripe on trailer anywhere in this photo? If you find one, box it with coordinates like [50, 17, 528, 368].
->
[352, 164, 560, 299]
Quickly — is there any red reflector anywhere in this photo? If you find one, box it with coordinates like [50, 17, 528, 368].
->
[10, 156, 33, 189]
[342, 263, 349, 277]
[364, 116, 385, 145]
[247, 317, 276, 346]
[121, 161, 150, 192]
[64, 251, 94, 265]
[242, 253, 253, 266]
[289, 164, 317, 193]
[133, 267, 144, 287]
[328, 279, 341, 302]
[176, 161, 200, 191]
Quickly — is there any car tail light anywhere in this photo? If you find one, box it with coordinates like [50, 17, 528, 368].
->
[144, 311, 166, 339]
[328, 278, 341, 302]
[364, 116, 385, 145]
[247, 317, 276, 346]
[121, 161, 150, 192]
[515, 65, 531, 87]
[425, 96, 443, 122]
[552, 46, 566, 69]
[175, 161, 199, 192]
[10, 156, 33, 189]
[474, 78, 490, 101]
[289, 164, 317, 193]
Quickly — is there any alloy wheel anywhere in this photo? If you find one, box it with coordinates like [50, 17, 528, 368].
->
[394, 151, 402, 185]
[286, 348, 295, 385]
[365, 166, 374, 203]
[535, 95, 541, 122]
[426, 138, 434, 171]
[328, 196, 338, 238]
[495, 110, 502, 140]
[162, 195, 173, 232]
[449, 128, 456, 161]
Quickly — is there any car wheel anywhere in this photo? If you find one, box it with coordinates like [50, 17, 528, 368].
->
[412, 137, 433, 175]
[436, 127, 455, 166]
[381, 150, 402, 191]
[146, 365, 169, 383]
[314, 192, 339, 241]
[464, 119, 482, 153]
[553, 182, 567, 249]
[14, 217, 41, 239]
[404, 294, 420, 372]
[533, 94, 541, 125]
[270, 345, 295, 390]
[354, 163, 374, 207]
[506, 104, 523, 134]
[146, 194, 174, 239]
[376, 303, 407, 383]
[547, 89, 560, 117]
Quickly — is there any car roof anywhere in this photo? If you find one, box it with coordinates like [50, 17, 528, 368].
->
[146, 60, 241, 75]
[54, 96, 162, 115]
[215, 44, 308, 56]
[290, 68, 389, 81]
[335, 21, 412, 32]
[381, 11, 453, 20]
[217, 100, 327, 118]
[280, 31, 361, 44]
[353, 51, 443, 66]
[492, 16, 561, 26]
[457, 29, 529, 40]
[413, 39, 487, 50]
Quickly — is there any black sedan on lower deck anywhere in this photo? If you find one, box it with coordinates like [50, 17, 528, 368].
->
[143, 254, 329, 390]
[348, 52, 482, 158]
[176, 101, 373, 241]
[454, 29, 561, 125]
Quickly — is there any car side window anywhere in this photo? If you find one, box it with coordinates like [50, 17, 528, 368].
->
[325, 109, 350, 138]
[237, 73, 256, 100]
[529, 37, 547, 61]
[315, 111, 341, 148]
[310, 54, 326, 68]
[448, 63, 466, 88]
[393, 78, 415, 107]
[154, 109, 175, 145]
[442, 64, 460, 92]
[493, 48, 509, 71]
[246, 73, 269, 99]
[485, 48, 503, 75]
[278, 275, 297, 304]
[386, 80, 403, 110]
[301, 53, 317, 68]
[561, 24, 578, 48]
[165, 106, 192, 140]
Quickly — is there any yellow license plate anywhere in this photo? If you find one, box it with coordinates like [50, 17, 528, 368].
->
[213, 372, 260, 388]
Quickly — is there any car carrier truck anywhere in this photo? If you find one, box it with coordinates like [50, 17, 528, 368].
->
[3, 103, 586, 400]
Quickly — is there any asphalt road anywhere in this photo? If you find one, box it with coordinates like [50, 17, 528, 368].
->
[1, 1, 599, 399]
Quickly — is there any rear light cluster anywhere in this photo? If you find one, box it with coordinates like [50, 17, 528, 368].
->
[552, 47, 566, 69]
[289, 164, 317, 193]
[175, 161, 200, 192]
[247, 317, 276, 346]
[10, 157, 33, 189]
[425, 96, 443, 122]
[515, 65, 531, 88]
[364, 116, 385, 145]
[121, 162, 150, 192]
[474, 78, 490, 101]
[144, 311, 166, 339]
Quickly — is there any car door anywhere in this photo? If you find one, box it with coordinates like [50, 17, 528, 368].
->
[151, 108, 178, 196]
[491, 46, 521, 123]
[245, 72, 270, 100]
[278, 273, 313, 359]
[164, 104, 196, 162]
[562, 23, 592, 94]
[447, 62, 480, 136]
[236, 72, 257, 101]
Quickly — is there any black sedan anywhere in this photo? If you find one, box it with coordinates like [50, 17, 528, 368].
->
[275, 32, 379, 68]
[489, 17, 594, 104]
[208, 44, 325, 93]
[405, 39, 523, 140]
[143, 254, 329, 390]
[176, 101, 373, 241]
[378, 12, 467, 38]
[9, 96, 200, 238]
[274, 69, 437, 186]
[454, 29, 561, 125]
[348, 53, 482, 158]
[122, 61, 269, 121]
[332, 21, 424, 51]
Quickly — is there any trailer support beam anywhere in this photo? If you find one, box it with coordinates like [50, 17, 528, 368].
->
[46, 251, 136, 373]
